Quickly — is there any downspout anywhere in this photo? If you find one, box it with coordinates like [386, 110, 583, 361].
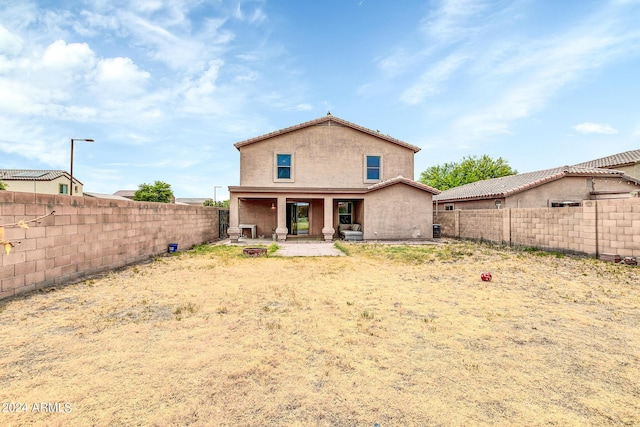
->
[592, 177, 598, 259]
[594, 199, 599, 259]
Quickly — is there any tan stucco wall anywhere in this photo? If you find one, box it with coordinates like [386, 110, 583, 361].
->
[436, 198, 504, 211]
[364, 184, 433, 240]
[5, 176, 84, 196]
[608, 164, 640, 180]
[505, 176, 639, 208]
[239, 123, 415, 188]
[441, 176, 640, 210]
[237, 199, 278, 238]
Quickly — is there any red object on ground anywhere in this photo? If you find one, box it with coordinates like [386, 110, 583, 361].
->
[481, 272, 492, 282]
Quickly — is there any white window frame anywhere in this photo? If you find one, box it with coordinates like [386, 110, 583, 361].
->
[364, 154, 382, 183]
[273, 152, 294, 183]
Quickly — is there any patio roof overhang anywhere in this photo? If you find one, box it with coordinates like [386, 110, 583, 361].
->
[228, 186, 369, 194]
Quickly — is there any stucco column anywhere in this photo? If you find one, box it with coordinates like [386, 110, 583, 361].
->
[275, 195, 288, 241]
[322, 197, 335, 241]
[228, 192, 240, 243]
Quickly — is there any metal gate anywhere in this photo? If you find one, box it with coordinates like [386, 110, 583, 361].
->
[218, 209, 229, 239]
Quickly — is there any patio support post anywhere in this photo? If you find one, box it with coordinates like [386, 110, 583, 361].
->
[228, 192, 241, 243]
[322, 197, 335, 241]
[275, 195, 288, 241]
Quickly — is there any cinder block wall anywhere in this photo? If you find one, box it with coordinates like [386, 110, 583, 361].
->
[459, 210, 503, 242]
[434, 198, 640, 258]
[597, 198, 640, 256]
[1, 191, 220, 300]
[433, 210, 456, 236]
[510, 206, 592, 254]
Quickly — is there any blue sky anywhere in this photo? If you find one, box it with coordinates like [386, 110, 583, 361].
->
[1, 0, 639, 200]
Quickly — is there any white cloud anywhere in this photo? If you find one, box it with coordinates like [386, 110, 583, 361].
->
[421, 0, 490, 42]
[421, 0, 640, 141]
[0, 117, 67, 166]
[572, 123, 618, 135]
[400, 53, 468, 105]
[233, 2, 267, 24]
[42, 39, 96, 70]
[95, 57, 150, 93]
[294, 103, 313, 111]
[0, 24, 23, 55]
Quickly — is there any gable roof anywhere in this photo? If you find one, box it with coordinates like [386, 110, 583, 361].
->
[175, 198, 210, 205]
[113, 190, 136, 198]
[233, 114, 421, 153]
[433, 166, 640, 202]
[367, 175, 440, 195]
[574, 149, 640, 168]
[84, 192, 132, 201]
[0, 169, 80, 183]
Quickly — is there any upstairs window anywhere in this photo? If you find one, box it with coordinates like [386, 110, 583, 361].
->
[366, 155, 381, 181]
[59, 183, 68, 195]
[277, 154, 291, 179]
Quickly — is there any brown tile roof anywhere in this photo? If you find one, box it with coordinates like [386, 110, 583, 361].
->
[0, 169, 80, 183]
[175, 198, 210, 205]
[574, 149, 640, 168]
[84, 192, 132, 201]
[367, 175, 440, 194]
[433, 166, 640, 202]
[113, 190, 136, 199]
[233, 114, 421, 153]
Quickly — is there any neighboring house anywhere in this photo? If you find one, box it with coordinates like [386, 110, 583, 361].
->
[228, 114, 440, 242]
[0, 169, 84, 196]
[433, 166, 640, 211]
[112, 190, 176, 203]
[113, 190, 136, 200]
[84, 192, 132, 201]
[175, 198, 210, 205]
[574, 149, 640, 180]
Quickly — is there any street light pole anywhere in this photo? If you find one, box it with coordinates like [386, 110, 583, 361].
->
[214, 186, 222, 205]
[70, 138, 94, 196]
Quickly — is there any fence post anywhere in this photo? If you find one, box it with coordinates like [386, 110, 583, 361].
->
[582, 200, 597, 257]
[502, 208, 511, 246]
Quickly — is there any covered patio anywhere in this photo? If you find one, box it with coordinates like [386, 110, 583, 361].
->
[227, 188, 368, 242]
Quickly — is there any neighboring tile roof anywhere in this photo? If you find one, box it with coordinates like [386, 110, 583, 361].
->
[574, 149, 640, 168]
[433, 166, 640, 202]
[233, 114, 421, 153]
[367, 175, 440, 195]
[0, 169, 80, 183]
[84, 192, 132, 201]
[113, 190, 136, 198]
[175, 198, 210, 205]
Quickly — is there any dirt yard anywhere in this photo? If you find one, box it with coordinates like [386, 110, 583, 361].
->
[1, 241, 639, 426]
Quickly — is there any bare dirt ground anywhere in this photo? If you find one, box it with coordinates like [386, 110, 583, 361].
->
[1, 241, 639, 426]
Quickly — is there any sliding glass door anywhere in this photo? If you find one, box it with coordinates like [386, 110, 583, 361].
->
[286, 202, 309, 235]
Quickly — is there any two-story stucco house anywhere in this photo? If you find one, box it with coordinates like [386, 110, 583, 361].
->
[227, 114, 439, 242]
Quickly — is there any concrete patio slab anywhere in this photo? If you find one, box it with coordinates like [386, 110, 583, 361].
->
[273, 242, 344, 257]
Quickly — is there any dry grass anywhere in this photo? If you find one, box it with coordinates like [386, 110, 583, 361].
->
[1, 241, 639, 426]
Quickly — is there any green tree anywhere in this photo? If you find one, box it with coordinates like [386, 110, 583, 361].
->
[133, 181, 174, 203]
[0, 179, 6, 191]
[204, 199, 230, 208]
[419, 155, 517, 191]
